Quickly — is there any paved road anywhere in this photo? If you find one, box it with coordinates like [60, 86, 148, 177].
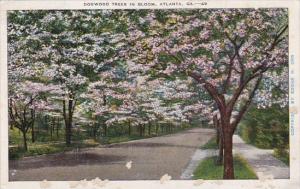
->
[9, 128, 215, 181]
[233, 135, 289, 179]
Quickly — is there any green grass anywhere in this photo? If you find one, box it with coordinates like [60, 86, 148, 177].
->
[9, 123, 201, 159]
[193, 155, 257, 179]
[100, 135, 149, 144]
[273, 148, 289, 166]
[99, 124, 199, 144]
[9, 139, 99, 160]
[200, 136, 218, 149]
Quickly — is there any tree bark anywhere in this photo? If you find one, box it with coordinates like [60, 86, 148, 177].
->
[31, 123, 35, 143]
[65, 120, 71, 146]
[148, 123, 151, 136]
[223, 130, 234, 179]
[217, 131, 224, 165]
[56, 118, 59, 138]
[22, 130, 28, 151]
[62, 91, 77, 146]
[93, 123, 97, 140]
[214, 115, 223, 165]
[63, 99, 72, 146]
[50, 123, 53, 140]
[104, 125, 107, 136]
[139, 125, 143, 136]
[128, 121, 131, 136]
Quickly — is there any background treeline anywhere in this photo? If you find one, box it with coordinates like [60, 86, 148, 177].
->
[238, 105, 289, 165]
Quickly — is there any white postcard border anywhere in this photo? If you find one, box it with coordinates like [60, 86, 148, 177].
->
[0, 1, 299, 189]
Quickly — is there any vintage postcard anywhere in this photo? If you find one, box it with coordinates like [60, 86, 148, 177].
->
[0, 0, 299, 189]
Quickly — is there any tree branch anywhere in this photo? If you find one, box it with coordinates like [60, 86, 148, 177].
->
[231, 74, 263, 133]
[188, 71, 225, 111]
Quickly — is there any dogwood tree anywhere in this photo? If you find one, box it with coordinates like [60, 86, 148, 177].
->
[127, 9, 288, 179]
[8, 10, 129, 145]
[8, 81, 57, 150]
[8, 9, 288, 179]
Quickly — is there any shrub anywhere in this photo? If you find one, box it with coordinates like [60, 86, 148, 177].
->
[238, 105, 289, 150]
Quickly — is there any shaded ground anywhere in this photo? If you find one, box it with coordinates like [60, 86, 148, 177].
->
[9, 128, 215, 181]
[233, 135, 289, 179]
[180, 135, 289, 180]
[180, 149, 217, 179]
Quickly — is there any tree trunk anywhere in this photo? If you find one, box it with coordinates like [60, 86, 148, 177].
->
[104, 125, 107, 136]
[155, 123, 159, 135]
[217, 131, 224, 165]
[67, 99, 73, 145]
[22, 130, 28, 151]
[148, 123, 151, 136]
[128, 121, 131, 136]
[93, 123, 97, 140]
[50, 123, 53, 140]
[65, 121, 71, 146]
[31, 123, 35, 143]
[52, 119, 55, 136]
[56, 118, 59, 138]
[139, 125, 143, 136]
[223, 131, 234, 179]
[214, 115, 223, 165]
[63, 98, 73, 146]
[50, 119, 53, 140]
[45, 115, 49, 132]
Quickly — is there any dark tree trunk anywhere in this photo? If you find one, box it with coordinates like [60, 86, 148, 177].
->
[50, 119, 53, 140]
[22, 130, 28, 151]
[50, 124, 53, 140]
[155, 123, 159, 135]
[93, 123, 97, 140]
[128, 121, 131, 136]
[63, 98, 74, 146]
[31, 123, 35, 143]
[56, 118, 59, 138]
[214, 115, 223, 165]
[65, 120, 71, 146]
[52, 119, 55, 136]
[139, 125, 143, 136]
[104, 125, 107, 136]
[45, 115, 49, 132]
[217, 132, 224, 165]
[223, 130, 234, 179]
[148, 123, 151, 136]
[37, 119, 40, 135]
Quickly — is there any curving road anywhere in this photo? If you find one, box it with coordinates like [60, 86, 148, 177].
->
[9, 128, 215, 181]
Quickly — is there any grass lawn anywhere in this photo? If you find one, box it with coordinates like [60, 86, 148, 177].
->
[101, 135, 150, 144]
[9, 124, 200, 159]
[200, 136, 218, 149]
[273, 149, 289, 166]
[9, 139, 99, 160]
[193, 155, 257, 179]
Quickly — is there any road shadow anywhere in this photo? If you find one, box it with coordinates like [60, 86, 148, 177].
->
[106, 141, 202, 149]
[9, 153, 127, 170]
[248, 153, 289, 168]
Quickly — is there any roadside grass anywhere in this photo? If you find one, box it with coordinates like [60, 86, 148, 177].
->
[9, 139, 99, 160]
[100, 135, 149, 144]
[193, 155, 257, 179]
[273, 148, 289, 166]
[200, 136, 218, 149]
[9, 124, 202, 159]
